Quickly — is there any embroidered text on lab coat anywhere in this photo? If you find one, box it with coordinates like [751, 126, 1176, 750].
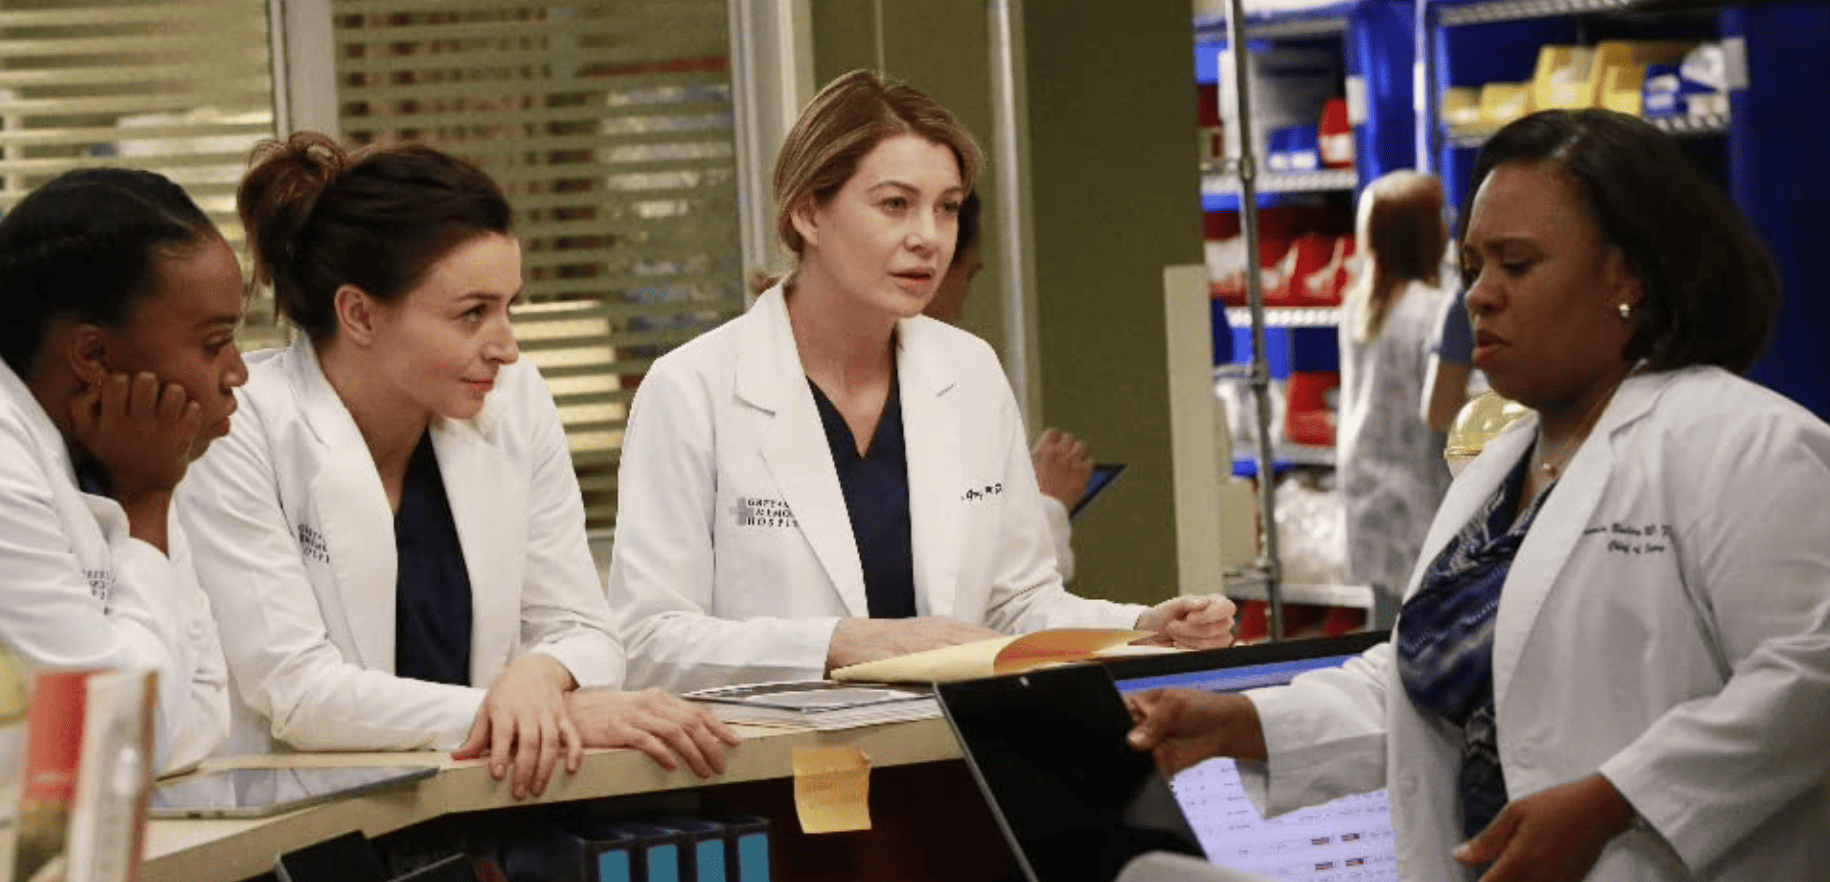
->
[1581, 521, 1674, 556]
[732, 497, 797, 529]
[297, 524, 330, 564]
[84, 568, 115, 607]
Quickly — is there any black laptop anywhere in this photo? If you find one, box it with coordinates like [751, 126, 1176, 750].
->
[938, 632, 1397, 882]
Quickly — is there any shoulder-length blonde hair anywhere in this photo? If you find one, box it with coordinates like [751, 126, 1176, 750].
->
[772, 69, 982, 282]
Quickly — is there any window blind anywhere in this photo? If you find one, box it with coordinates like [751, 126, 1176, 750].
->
[331, 0, 744, 531]
[0, 0, 284, 346]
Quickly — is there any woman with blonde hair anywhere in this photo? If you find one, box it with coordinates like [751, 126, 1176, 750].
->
[607, 70, 1235, 693]
[1335, 170, 1454, 625]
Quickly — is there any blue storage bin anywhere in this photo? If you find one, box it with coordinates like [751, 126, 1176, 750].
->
[1211, 298, 1236, 366]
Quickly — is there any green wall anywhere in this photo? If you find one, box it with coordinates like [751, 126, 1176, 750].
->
[1019, 0, 1201, 602]
[810, 0, 1201, 604]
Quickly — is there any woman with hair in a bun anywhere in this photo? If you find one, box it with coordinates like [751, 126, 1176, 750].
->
[0, 167, 241, 773]
[179, 134, 737, 800]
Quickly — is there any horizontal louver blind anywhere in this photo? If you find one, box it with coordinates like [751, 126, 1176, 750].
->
[333, 0, 743, 531]
[0, 0, 284, 346]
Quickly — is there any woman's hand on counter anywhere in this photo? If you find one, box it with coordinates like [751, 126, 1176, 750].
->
[1125, 688, 1266, 776]
[451, 652, 581, 800]
[565, 688, 743, 778]
[825, 616, 1002, 672]
[1135, 594, 1238, 649]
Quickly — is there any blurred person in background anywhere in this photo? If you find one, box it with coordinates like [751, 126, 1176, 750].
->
[1335, 170, 1455, 626]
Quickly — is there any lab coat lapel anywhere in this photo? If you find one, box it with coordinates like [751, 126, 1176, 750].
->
[741, 287, 870, 616]
[293, 341, 398, 672]
[1491, 374, 1661, 707]
[1404, 420, 1535, 604]
[0, 362, 111, 568]
[431, 419, 523, 686]
[896, 319, 962, 619]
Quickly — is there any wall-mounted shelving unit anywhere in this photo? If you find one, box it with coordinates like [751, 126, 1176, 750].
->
[1195, 0, 1419, 638]
[1419, 0, 1830, 418]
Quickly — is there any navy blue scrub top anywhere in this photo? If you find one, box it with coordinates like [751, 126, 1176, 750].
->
[394, 430, 474, 686]
[808, 373, 918, 619]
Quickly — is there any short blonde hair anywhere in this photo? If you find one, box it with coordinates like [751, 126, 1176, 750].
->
[772, 70, 982, 268]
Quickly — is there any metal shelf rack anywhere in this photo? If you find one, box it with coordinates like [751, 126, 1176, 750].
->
[1223, 306, 1343, 327]
[1444, 109, 1730, 148]
[1437, 0, 1723, 26]
[1203, 167, 1359, 195]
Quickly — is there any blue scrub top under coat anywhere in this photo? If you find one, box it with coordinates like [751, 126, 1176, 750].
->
[394, 430, 474, 685]
[807, 372, 917, 619]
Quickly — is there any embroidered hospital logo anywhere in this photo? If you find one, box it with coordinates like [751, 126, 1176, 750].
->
[84, 568, 115, 609]
[297, 524, 330, 565]
[732, 497, 797, 529]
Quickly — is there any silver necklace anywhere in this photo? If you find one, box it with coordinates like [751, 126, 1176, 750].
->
[1536, 374, 1629, 480]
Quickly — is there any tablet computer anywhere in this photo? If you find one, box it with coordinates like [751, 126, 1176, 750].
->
[1107, 632, 1399, 882]
[148, 764, 439, 820]
[936, 664, 1203, 882]
[1072, 463, 1127, 519]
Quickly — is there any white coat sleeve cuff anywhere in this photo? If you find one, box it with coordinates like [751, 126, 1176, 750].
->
[624, 615, 843, 693]
[1244, 679, 1389, 817]
[1599, 752, 1688, 867]
[530, 635, 624, 691]
[1039, 497, 1075, 582]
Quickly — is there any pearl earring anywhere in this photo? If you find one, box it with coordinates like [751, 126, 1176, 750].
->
[1618, 302, 1632, 321]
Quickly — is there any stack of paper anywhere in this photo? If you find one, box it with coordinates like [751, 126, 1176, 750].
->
[686, 628, 1176, 731]
[684, 681, 937, 731]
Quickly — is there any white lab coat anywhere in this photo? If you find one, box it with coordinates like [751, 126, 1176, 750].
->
[607, 283, 1143, 692]
[0, 361, 227, 773]
[1040, 496, 1076, 582]
[1239, 366, 1830, 881]
[178, 338, 621, 754]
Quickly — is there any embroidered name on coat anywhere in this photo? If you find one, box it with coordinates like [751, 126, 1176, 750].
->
[85, 568, 116, 608]
[298, 524, 330, 564]
[732, 497, 797, 529]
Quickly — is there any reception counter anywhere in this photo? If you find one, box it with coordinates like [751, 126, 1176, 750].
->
[142, 717, 1013, 882]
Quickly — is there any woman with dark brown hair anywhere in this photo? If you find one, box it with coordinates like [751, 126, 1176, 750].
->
[1130, 109, 1828, 882]
[180, 134, 736, 801]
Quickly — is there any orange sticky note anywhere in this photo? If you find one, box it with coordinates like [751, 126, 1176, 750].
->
[792, 744, 871, 833]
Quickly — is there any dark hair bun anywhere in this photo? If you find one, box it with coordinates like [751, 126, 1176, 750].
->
[237, 132, 512, 342]
[238, 133, 352, 334]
